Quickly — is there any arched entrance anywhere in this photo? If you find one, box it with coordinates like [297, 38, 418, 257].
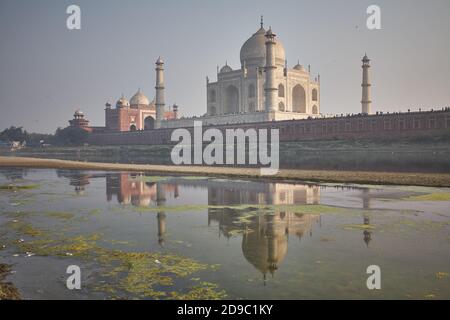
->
[130, 124, 137, 131]
[312, 105, 318, 115]
[224, 85, 239, 114]
[144, 116, 155, 130]
[292, 84, 306, 113]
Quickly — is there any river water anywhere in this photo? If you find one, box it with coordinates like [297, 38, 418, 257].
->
[0, 168, 449, 299]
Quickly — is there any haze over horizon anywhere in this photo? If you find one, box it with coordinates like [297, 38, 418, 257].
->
[1, 0, 449, 133]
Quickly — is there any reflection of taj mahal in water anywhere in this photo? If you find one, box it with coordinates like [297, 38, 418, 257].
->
[56, 170, 374, 278]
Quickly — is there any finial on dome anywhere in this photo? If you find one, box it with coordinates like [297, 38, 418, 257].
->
[260, 15, 264, 28]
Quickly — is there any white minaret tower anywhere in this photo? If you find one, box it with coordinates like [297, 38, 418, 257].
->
[361, 54, 372, 115]
[155, 56, 165, 129]
[264, 28, 277, 113]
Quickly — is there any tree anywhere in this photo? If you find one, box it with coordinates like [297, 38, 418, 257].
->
[54, 127, 89, 145]
[0, 126, 28, 142]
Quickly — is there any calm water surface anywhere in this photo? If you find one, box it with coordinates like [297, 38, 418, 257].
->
[0, 168, 449, 299]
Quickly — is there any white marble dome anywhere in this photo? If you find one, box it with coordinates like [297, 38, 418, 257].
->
[240, 27, 286, 67]
[116, 95, 130, 108]
[293, 63, 307, 73]
[130, 89, 150, 106]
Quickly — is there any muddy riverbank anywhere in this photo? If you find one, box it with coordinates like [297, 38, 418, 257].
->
[1, 156, 450, 187]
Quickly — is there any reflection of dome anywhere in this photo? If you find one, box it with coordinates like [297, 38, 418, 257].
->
[130, 89, 150, 107]
[242, 228, 288, 276]
[116, 95, 130, 108]
[240, 26, 285, 67]
[220, 64, 233, 73]
[241, 215, 288, 276]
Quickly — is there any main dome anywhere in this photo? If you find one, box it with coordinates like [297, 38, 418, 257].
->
[240, 27, 286, 67]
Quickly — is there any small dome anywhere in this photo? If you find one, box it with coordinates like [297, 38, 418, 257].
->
[156, 56, 164, 65]
[220, 64, 233, 73]
[116, 95, 130, 108]
[130, 89, 150, 106]
[74, 110, 84, 116]
[293, 63, 307, 72]
[240, 26, 285, 67]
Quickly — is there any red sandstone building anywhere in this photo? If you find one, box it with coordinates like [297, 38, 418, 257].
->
[68, 110, 92, 132]
[104, 90, 177, 132]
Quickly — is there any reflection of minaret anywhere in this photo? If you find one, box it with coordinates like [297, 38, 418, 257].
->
[156, 183, 166, 206]
[361, 189, 372, 247]
[362, 189, 371, 210]
[156, 183, 167, 246]
[157, 212, 166, 246]
[266, 215, 280, 276]
[363, 214, 372, 247]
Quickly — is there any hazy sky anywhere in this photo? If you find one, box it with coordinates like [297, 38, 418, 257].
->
[1, 0, 449, 133]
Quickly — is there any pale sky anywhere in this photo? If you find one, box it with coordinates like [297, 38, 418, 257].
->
[1, 0, 449, 133]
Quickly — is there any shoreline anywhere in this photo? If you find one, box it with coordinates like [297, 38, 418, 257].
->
[1, 156, 450, 187]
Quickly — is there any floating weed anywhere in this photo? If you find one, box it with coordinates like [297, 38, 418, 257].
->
[0, 184, 39, 191]
[404, 193, 450, 201]
[168, 282, 227, 300]
[180, 176, 209, 181]
[131, 204, 352, 216]
[88, 209, 102, 216]
[6, 221, 45, 237]
[343, 224, 375, 231]
[435, 272, 449, 280]
[0, 264, 21, 300]
[45, 212, 74, 220]
[132, 176, 170, 183]
[6, 221, 226, 300]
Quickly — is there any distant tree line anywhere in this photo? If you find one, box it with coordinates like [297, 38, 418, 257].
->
[0, 126, 89, 146]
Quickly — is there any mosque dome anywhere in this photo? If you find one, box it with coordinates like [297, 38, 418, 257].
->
[74, 110, 84, 116]
[116, 95, 130, 108]
[130, 89, 150, 107]
[240, 26, 286, 67]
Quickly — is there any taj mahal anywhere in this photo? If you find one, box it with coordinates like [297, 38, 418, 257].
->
[80, 19, 323, 133]
[70, 18, 450, 143]
[205, 18, 320, 120]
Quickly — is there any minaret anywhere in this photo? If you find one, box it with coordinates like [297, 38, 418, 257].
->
[361, 54, 372, 115]
[155, 56, 165, 128]
[264, 28, 277, 113]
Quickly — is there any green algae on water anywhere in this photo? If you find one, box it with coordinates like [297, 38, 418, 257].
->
[7, 221, 45, 237]
[0, 184, 39, 191]
[404, 193, 450, 201]
[0, 264, 21, 300]
[7, 221, 226, 300]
